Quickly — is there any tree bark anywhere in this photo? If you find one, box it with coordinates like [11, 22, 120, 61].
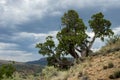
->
[88, 35, 96, 50]
[80, 35, 96, 57]
[69, 44, 79, 59]
[51, 52, 62, 64]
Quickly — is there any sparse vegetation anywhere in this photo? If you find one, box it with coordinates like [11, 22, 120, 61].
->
[108, 62, 114, 68]
[109, 70, 120, 79]
[103, 62, 114, 70]
[0, 64, 15, 79]
[1, 72, 40, 80]
[99, 35, 120, 54]
[42, 66, 58, 79]
[106, 35, 120, 45]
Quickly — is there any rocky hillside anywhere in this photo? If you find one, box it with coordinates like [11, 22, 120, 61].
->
[40, 38, 120, 80]
[67, 51, 120, 80]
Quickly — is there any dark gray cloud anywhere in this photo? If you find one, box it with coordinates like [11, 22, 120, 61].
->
[0, 0, 120, 62]
[17, 16, 61, 33]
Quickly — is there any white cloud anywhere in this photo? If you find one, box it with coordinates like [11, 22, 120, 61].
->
[86, 31, 94, 38]
[113, 26, 120, 35]
[0, 50, 40, 62]
[0, 42, 19, 50]
[11, 31, 59, 51]
[0, 31, 58, 62]
[0, 0, 120, 27]
[0, 0, 48, 27]
[50, 11, 62, 16]
[12, 31, 58, 43]
[63, 0, 120, 9]
[0, 42, 41, 62]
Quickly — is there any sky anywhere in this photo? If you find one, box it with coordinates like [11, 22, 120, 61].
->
[0, 0, 120, 62]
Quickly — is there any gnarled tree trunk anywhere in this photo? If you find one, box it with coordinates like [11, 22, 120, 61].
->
[81, 35, 96, 57]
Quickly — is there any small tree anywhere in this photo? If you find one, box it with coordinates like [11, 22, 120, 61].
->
[57, 11, 114, 58]
[36, 10, 114, 65]
[89, 12, 114, 46]
[57, 10, 87, 59]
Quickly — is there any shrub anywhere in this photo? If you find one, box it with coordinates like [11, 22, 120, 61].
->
[109, 74, 114, 79]
[109, 70, 120, 79]
[103, 62, 114, 70]
[108, 62, 114, 68]
[114, 70, 120, 78]
[42, 66, 58, 79]
[0, 64, 16, 79]
[103, 66, 108, 70]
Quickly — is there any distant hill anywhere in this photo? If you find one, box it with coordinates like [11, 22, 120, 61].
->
[26, 57, 74, 66]
[26, 58, 47, 66]
[0, 60, 43, 75]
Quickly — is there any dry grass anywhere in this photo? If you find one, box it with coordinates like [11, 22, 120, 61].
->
[84, 51, 120, 80]
[2, 72, 41, 80]
[65, 51, 120, 80]
[99, 39, 120, 53]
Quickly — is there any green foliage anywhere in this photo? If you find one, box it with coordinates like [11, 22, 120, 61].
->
[57, 10, 87, 57]
[108, 62, 114, 68]
[57, 11, 113, 58]
[109, 70, 120, 79]
[0, 64, 16, 79]
[36, 10, 114, 66]
[1, 72, 41, 80]
[36, 36, 55, 56]
[36, 36, 62, 67]
[89, 12, 114, 41]
[103, 62, 114, 70]
[47, 56, 58, 66]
